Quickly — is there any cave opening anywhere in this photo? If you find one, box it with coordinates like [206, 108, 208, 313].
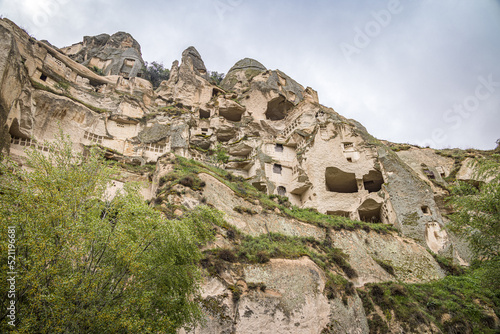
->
[358, 199, 382, 223]
[277, 186, 286, 196]
[8, 119, 27, 139]
[325, 167, 358, 193]
[219, 107, 244, 122]
[362, 170, 384, 193]
[265, 96, 293, 121]
[273, 164, 282, 174]
[421, 206, 431, 215]
[212, 88, 223, 97]
[199, 109, 210, 119]
[423, 168, 435, 179]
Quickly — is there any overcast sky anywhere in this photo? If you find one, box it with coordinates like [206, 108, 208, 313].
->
[1, 0, 499, 149]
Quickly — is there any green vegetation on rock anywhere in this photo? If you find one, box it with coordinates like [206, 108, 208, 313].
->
[203, 232, 357, 280]
[163, 156, 396, 234]
[142, 61, 170, 89]
[208, 71, 225, 85]
[0, 132, 214, 333]
[446, 154, 500, 290]
[359, 272, 499, 333]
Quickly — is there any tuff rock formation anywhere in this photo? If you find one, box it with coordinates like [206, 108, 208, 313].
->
[60, 31, 144, 78]
[1, 18, 497, 333]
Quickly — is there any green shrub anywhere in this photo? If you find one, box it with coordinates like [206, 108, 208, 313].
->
[324, 272, 354, 299]
[358, 274, 500, 333]
[208, 71, 225, 85]
[55, 80, 70, 91]
[89, 65, 105, 76]
[142, 61, 170, 88]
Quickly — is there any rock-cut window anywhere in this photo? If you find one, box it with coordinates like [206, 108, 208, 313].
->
[273, 164, 282, 174]
[277, 186, 286, 196]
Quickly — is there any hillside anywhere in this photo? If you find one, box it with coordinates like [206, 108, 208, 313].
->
[0, 18, 498, 333]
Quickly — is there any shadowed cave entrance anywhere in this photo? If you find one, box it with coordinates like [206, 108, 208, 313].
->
[363, 170, 384, 193]
[199, 109, 210, 119]
[358, 199, 382, 223]
[219, 107, 244, 122]
[9, 119, 27, 139]
[265, 96, 293, 120]
[325, 167, 358, 193]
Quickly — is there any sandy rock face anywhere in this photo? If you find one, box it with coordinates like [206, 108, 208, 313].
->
[60, 31, 144, 78]
[0, 22, 33, 152]
[330, 229, 445, 286]
[184, 258, 333, 334]
[1, 18, 484, 333]
[220, 57, 267, 92]
[156, 46, 213, 109]
[239, 258, 330, 333]
[198, 173, 326, 239]
[1, 15, 460, 252]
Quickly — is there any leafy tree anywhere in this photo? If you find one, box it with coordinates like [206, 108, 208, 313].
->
[0, 132, 216, 333]
[208, 71, 225, 86]
[142, 61, 170, 89]
[446, 153, 500, 290]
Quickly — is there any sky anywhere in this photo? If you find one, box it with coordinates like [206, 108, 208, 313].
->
[1, 0, 499, 149]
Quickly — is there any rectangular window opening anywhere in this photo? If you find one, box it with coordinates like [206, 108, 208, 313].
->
[273, 163, 282, 174]
[343, 142, 353, 149]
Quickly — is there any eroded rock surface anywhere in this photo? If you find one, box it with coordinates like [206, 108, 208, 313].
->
[0, 18, 488, 333]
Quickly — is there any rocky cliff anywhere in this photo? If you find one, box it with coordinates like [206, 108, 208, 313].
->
[0, 18, 497, 333]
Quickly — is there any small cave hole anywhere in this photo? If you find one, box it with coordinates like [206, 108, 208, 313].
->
[421, 206, 431, 215]
[343, 142, 354, 149]
[423, 169, 435, 179]
[362, 170, 384, 193]
[273, 164, 282, 174]
[199, 109, 210, 119]
[277, 186, 286, 196]
[219, 107, 244, 122]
